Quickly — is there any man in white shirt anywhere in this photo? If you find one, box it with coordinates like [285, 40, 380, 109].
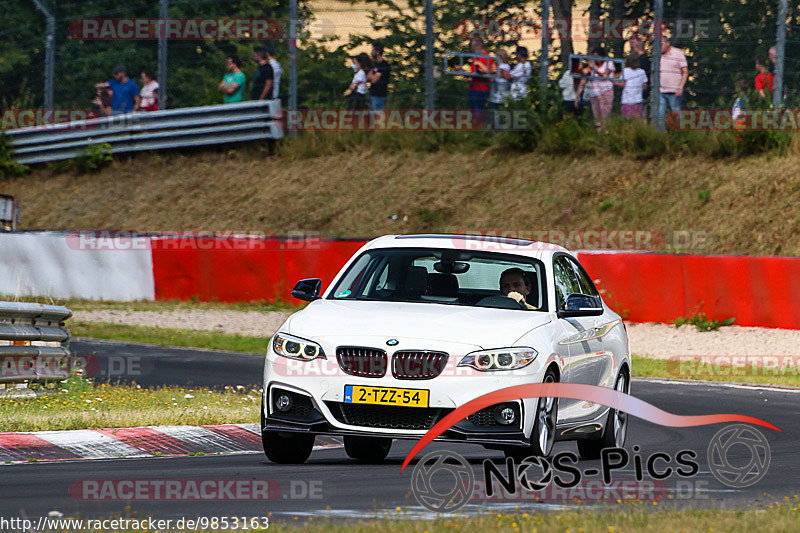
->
[265, 44, 283, 101]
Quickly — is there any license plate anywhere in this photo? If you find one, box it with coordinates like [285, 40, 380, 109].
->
[344, 385, 429, 408]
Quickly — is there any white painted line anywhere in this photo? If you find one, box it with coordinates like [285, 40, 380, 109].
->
[33, 430, 149, 460]
[236, 424, 261, 436]
[633, 377, 800, 393]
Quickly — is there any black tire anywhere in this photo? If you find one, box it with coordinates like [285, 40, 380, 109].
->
[261, 396, 314, 464]
[577, 370, 629, 460]
[343, 436, 392, 463]
[504, 367, 558, 461]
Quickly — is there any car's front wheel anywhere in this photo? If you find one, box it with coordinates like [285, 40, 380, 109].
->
[261, 396, 314, 464]
[577, 370, 629, 460]
[344, 436, 392, 463]
[505, 367, 558, 461]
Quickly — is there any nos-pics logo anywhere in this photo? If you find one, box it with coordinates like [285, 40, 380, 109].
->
[410, 424, 771, 513]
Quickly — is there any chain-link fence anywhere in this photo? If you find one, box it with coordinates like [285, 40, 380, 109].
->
[1, 0, 798, 130]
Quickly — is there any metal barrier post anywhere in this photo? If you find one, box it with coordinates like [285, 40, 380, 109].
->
[158, 0, 169, 109]
[31, 0, 55, 111]
[774, 0, 787, 109]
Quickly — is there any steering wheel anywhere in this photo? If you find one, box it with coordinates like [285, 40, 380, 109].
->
[475, 294, 528, 310]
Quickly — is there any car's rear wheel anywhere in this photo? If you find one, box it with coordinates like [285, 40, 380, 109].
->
[577, 370, 629, 460]
[261, 396, 314, 464]
[505, 367, 558, 461]
[344, 436, 392, 463]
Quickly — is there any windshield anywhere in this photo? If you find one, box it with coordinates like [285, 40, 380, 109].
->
[328, 248, 547, 311]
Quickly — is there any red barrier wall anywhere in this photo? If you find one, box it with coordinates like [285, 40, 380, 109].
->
[577, 252, 800, 329]
[152, 239, 800, 328]
[152, 238, 366, 303]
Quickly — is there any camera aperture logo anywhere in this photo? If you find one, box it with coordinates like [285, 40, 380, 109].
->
[411, 450, 474, 513]
[708, 424, 770, 488]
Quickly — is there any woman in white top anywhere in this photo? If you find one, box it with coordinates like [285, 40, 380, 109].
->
[614, 55, 648, 121]
[346, 52, 372, 110]
[489, 49, 512, 106]
[139, 70, 159, 112]
[509, 46, 532, 101]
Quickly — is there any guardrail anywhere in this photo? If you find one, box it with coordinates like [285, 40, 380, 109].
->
[6, 99, 283, 165]
[0, 302, 72, 384]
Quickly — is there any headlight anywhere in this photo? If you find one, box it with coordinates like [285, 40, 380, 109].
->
[272, 333, 325, 361]
[458, 347, 537, 371]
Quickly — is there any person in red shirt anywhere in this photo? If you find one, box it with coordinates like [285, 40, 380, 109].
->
[464, 36, 494, 123]
[755, 57, 774, 98]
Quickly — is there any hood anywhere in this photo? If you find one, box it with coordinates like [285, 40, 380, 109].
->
[284, 299, 552, 349]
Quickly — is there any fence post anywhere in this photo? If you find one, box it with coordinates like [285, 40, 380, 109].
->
[31, 0, 55, 111]
[424, 0, 435, 110]
[158, 0, 168, 109]
[774, 0, 787, 109]
[289, 0, 298, 137]
[650, 0, 663, 128]
[540, 0, 551, 99]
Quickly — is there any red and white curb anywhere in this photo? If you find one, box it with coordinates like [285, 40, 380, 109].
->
[0, 424, 342, 464]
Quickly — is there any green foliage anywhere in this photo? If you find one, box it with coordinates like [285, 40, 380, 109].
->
[75, 143, 113, 173]
[697, 188, 711, 203]
[0, 132, 29, 178]
[598, 200, 614, 212]
[674, 312, 735, 332]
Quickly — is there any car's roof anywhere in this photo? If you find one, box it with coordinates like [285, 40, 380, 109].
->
[361, 234, 569, 259]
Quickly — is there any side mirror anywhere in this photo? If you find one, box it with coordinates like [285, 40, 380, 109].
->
[557, 293, 604, 319]
[291, 278, 322, 302]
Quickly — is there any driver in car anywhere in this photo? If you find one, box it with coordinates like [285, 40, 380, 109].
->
[500, 268, 537, 310]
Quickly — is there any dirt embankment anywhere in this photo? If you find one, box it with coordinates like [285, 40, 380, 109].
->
[2, 147, 800, 256]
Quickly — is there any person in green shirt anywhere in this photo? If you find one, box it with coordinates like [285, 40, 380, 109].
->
[219, 56, 246, 103]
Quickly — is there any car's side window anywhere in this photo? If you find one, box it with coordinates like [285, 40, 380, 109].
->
[553, 256, 582, 310]
[566, 257, 600, 298]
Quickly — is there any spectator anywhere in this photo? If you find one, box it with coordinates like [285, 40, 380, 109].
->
[509, 46, 532, 100]
[465, 36, 493, 118]
[587, 46, 615, 129]
[616, 55, 648, 121]
[251, 47, 274, 100]
[346, 52, 371, 110]
[657, 34, 688, 130]
[755, 57, 774, 99]
[489, 49, 511, 107]
[139, 70, 159, 111]
[558, 69, 577, 115]
[628, 34, 650, 104]
[96, 64, 140, 115]
[769, 46, 777, 73]
[732, 79, 749, 123]
[628, 34, 651, 75]
[368, 42, 391, 111]
[91, 84, 112, 117]
[219, 56, 246, 103]
[265, 45, 282, 101]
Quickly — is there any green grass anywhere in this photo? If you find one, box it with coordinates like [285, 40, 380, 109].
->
[1, 377, 260, 432]
[70, 322, 269, 354]
[632, 354, 800, 388]
[2, 296, 299, 314]
[274, 503, 799, 532]
[58, 501, 799, 532]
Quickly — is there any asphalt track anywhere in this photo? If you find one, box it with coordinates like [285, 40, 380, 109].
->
[2, 340, 798, 520]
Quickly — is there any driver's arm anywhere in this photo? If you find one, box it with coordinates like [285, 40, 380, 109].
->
[507, 291, 537, 310]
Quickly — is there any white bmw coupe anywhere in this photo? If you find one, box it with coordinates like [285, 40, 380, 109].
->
[261, 234, 631, 463]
